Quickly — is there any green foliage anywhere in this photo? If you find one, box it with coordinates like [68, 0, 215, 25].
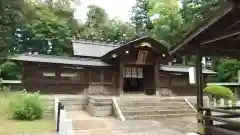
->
[8, 90, 47, 121]
[147, 0, 226, 48]
[215, 60, 240, 82]
[204, 85, 234, 99]
[149, 0, 185, 48]
[80, 5, 136, 42]
[0, 60, 21, 80]
[0, 0, 27, 57]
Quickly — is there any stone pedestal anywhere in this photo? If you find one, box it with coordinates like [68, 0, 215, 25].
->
[87, 97, 112, 117]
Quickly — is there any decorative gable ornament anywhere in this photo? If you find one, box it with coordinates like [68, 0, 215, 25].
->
[135, 42, 152, 48]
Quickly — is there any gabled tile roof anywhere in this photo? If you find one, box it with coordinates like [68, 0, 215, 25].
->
[72, 40, 120, 57]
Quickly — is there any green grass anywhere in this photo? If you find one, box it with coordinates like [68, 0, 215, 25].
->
[0, 92, 55, 135]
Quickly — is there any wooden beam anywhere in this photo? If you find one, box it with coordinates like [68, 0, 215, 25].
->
[203, 116, 240, 125]
[202, 108, 240, 116]
[208, 125, 240, 135]
[201, 30, 240, 45]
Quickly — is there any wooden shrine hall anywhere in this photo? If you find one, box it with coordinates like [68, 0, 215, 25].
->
[9, 36, 215, 96]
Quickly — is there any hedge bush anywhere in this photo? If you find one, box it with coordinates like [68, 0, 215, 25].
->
[8, 90, 46, 120]
[204, 85, 234, 100]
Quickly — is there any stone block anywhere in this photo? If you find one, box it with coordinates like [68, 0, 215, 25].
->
[87, 99, 112, 117]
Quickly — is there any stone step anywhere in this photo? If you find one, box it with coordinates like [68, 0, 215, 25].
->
[64, 104, 86, 111]
[61, 101, 87, 106]
[118, 101, 187, 107]
[122, 109, 194, 116]
[59, 96, 87, 100]
[117, 100, 186, 105]
[120, 105, 191, 111]
[124, 113, 196, 120]
[60, 101, 87, 106]
[118, 98, 185, 102]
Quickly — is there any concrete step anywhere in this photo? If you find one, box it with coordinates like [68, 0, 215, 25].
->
[124, 113, 196, 120]
[122, 109, 194, 116]
[118, 101, 187, 107]
[120, 105, 191, 111]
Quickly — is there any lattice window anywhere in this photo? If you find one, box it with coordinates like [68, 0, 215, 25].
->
[41, 70, 56, 81]
[60, 72, 79, 81]
[61, 72, 78, 77]
[124, 67, 143, 78]
[43, 72, 55, 77]
[136, 51, 148, 64]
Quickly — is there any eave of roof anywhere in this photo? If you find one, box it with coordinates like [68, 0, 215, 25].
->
[8, 54, 111, 67]
[207, 82, 240, 86]
[160, 65, 216, 74]
[102, 36, 169, 59]
[169, 0, 239, 57]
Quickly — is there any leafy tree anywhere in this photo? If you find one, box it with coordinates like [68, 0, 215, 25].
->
[16, 0, 80, 55]
[181, 0, 226, 32]
[86, 5, 108, 28]
[149, 0, 185, 48]
[215, 60, 240, 82]
[130, 0, 153, 36]
[0, 0, 82, 80]
[80, 5, 136, 42]
[0, 0, 27, 57]
[0, 60, 21, 80]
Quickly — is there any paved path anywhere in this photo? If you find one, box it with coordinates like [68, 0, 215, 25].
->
[19, 111, 197, 135]
[156, 117, 197, 133]
[20, 133, 57, 135]
[69, 110, 197, 135]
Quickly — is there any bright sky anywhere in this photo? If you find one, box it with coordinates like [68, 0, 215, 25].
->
[73, 0, 136, 22]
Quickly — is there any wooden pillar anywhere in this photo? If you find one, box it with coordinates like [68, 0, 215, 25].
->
[118, 62, 124, 96]
[22, 62, 27, 84]
[196, 44, 204, 135]
[196, 45, 203, 110]
[154, 64, 159, 95]
[55, 65, 61, 93]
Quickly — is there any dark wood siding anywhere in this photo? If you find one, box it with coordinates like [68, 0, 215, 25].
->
[158, 71, 197, 96]
[22, 62, 117, 95]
